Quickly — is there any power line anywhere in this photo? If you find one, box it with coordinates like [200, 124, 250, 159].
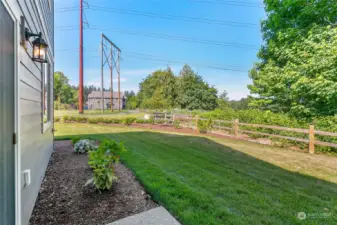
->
[56, 5, 258, 28]
[56, 25, 259, 49]
[55, 48, 250, 72]
[186, 0, 264, 7]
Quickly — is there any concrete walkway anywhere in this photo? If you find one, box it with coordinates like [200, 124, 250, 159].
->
[107, 206, 181, 225]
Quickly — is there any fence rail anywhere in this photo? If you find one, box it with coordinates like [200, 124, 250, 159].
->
[159, 113, 337, 154]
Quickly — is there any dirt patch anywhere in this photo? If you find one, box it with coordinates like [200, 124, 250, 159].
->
[29, 140, 157, 225]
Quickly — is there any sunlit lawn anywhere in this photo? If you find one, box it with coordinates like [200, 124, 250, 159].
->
[55, 123, 337, 225]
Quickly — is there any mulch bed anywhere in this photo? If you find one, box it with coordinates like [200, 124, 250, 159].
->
[29, 140, 157, 225]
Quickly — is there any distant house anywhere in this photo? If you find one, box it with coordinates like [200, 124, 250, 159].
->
[87, 91, 126, 110]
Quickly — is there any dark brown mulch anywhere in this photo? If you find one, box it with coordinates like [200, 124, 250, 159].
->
[29, 140, 157, 225]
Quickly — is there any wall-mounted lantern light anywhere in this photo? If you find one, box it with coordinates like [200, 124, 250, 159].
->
[20, 16, 48, 63]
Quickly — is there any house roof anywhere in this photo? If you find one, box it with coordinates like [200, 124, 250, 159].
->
[88, 91, 125, 99]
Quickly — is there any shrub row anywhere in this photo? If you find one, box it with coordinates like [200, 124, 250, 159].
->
[199, 108, 337, 154]
[61, 115, 154, 126]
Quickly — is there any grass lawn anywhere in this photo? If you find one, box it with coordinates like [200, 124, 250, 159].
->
[54, 110, 145, 119]
[55, 123, 337, 225]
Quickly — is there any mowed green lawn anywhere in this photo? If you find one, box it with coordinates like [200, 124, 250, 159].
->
[55, 124, 337, 225]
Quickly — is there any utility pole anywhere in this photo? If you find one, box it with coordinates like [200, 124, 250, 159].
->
[100, 33, 104, 113]
[78, 0, 84, 114]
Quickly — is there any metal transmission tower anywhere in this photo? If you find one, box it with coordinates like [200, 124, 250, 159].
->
[100, 33, 121, 112]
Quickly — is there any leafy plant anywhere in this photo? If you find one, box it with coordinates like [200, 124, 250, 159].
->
[69, 116, 77, 122]
[173, 120, 181, 129]
[87, 140, 126, 191]
[54, 117, 60, 122]
[135, 119, 146, 124]
[88, 118, 99, 124]
[74, 139, 96, 154]
[122, 117, 136, 125]
[71, 137, 81, 145]
[76, 116, 88, 123]
[63, 115, 70, 122]
[197, 119, 213, 133]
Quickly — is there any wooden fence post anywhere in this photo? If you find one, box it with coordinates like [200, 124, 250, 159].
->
[234, 119, 239, 138]
[195, 115, 199, 132]
[309, 125, 315, 154]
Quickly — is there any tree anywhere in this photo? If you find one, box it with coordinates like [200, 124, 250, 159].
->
[249, 25, 337, 117]
[229, 98, 251, 110]
[249, 0, 337, 117]
[54, 71, 69, 101]
[219, 90, 229, 102]
[138, 67, 176, 109]
[176, 65, 218, 110]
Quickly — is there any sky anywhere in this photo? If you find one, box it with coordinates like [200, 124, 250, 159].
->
[54, 0, 266, 100]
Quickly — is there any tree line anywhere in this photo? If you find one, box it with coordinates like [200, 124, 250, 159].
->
[54, 67, 250, 111]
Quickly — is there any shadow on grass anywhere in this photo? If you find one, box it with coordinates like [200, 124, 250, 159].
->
[56, 131, 337, 225]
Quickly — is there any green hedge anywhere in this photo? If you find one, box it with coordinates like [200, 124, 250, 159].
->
[199, 109, 337, 154]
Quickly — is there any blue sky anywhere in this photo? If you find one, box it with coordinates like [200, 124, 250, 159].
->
[55, 0, 265, 100]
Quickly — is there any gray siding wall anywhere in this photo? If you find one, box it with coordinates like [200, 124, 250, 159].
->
[4, 0, 54, 224]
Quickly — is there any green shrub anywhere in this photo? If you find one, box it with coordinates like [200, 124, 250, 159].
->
[63, 115, 70, 123]
[88, 118, 99, 124]
[201, 108, 337, 154]
[76, 116, 88, 123]
[156, 119, 166, 124]
[135, 119, 146, 124]
[173, 120, 181, 129]
[69, 116, 77, 122]
[54, 117, 60, 122]
[147, 116, 155, 124]
[197, 119, 213, 133]
[122, 117, 136, 125]
[71, 137, 81, 145]
[111, 118, 122, 124]
[87, 140, 126, 191]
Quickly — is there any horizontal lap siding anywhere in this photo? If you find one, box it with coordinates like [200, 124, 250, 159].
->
[15, 0, 54, 225]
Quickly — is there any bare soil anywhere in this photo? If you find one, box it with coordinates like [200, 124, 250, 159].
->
[29, 140, 157, 225]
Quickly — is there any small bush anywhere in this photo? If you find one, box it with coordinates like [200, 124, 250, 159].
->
[69, 116, 77, 122]
[135, 119, 146, 124]
[197, 119, 213, 133]
[173, 120, 181, 129]
[71, 137, 81, 145]
[63, 115, 70, 123]
[88, 118, 99, 124]
[147, 116, 155, 124]
[122, 117, 136, 125]
[111, 118, 122, 124]
[54, 117, 60, 122]
[74, 139, 96, 154]
[76, 116, 88, 123]
[87, 140, 126, 191]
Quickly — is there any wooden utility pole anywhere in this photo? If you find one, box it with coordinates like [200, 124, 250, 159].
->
[78, 0, 83, 114]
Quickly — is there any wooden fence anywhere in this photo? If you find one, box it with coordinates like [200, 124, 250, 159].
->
[155, 113, 337, 154]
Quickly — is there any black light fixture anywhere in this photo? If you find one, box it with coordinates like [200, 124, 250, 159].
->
[21, 16, 48, 63]
[25, 29, 48, 63]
